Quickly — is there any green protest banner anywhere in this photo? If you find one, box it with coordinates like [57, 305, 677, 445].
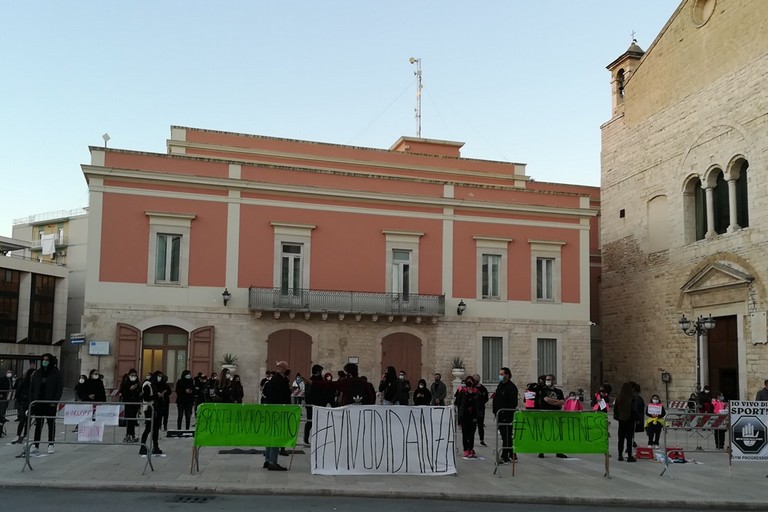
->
[513, 411, 609, 454]
[194, 403, 302, 448]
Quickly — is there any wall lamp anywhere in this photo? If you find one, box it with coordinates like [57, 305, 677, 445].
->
[222, 288, 232, 306]
[457, 299, 467, 316]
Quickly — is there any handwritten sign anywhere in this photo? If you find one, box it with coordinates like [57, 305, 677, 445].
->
[310, 405, 456, 476]
[63, 404, 93, 425]
[647, 404, 662, 416]
[78, 422, 105, 442]
[513, 411, 609, 454]
[95, 405, 121, 426]
[194, 403, 301, 448]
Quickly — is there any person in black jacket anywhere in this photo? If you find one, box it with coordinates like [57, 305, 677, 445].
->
[397, 370, 411, 405]
[472, 373, 490, 446]
[139, 370, 165, 456]
[175, 369, 195, 430]
[231, 374, 244, 403]
[379, 366, 399, 405]
[29, 353, 63, 455]
[412, 379, 432, 406]
[303, 364, 324, 446]
[262, 360, 291, 471]
[81, 368, 107, 402]
[120, 368, 141, 443]
[614, 381, 642, 462]
[454, 375, 481, 458]
[159, 374, 172, 431]
[492, 367, 519, 463]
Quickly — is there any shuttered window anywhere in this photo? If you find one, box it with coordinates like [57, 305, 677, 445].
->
[537, 338, 557, 377]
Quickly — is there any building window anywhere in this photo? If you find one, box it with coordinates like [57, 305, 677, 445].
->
[481, 254, 500, 299]
[29, 274, 55, 344]
[529, 240, 563, 303]
[713, 170, 729, 235]
[694, 178, 707, 241]
[0, 269, 20, 343]
[391, 249, 411, 299]
[58, 227, 64, 243]
[537, 338, 557, 378]
[536, 257, 554, 301]
[736, 161, 749, 228]
[146, 211, 195, 287]
[281, 243, 303, 293]
[481, 336, 503, 383]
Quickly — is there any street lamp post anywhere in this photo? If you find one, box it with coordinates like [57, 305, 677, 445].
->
[678, 313, 716, 392]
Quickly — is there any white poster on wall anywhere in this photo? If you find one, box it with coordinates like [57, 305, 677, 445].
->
[310, 405, 456, 476]
[729, 401, 768, 461]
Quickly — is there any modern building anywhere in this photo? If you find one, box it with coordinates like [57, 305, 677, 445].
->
[80, 126, 599, 400]
[12, 208, 89, 385]
[0, 236, 69, 377]
[600, 0, 768, 400]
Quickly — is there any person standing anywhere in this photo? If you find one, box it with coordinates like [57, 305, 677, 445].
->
[175, 370, 195, 430]
[472, 374, 490, 446]
[535, 373, 567, 458]
[379, 366, 399, 405]
[159, 373, 172, 430]
[82, 369, 107, 402]
[614, 381, 641, 462]
[455, 375, 480, 458]
[120, 368, 141, 443]
[397, 370, 411, 405]
[291, 374, 305, 405]
[139, 370, 165, 456]
[304, 364, 325, 446]
[11, 369, 34, 444]
[712, 392, 728, 450]
[231, 375, 244, 403]
[29, 353, 63, 455]
[430, 373, 447, 406]
[413, 379, 432, 406]
[0, 368, 12, 426]
[644, 393, 666, 447]
[492, 367, 518, 464]
[755, 379, 768, 401]
[262, 360, 291, 471]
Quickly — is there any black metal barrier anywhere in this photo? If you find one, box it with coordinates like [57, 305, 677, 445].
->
[493, 408, 517, 477]
[20, 400, 155, 474]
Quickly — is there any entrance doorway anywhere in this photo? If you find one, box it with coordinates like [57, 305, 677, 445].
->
[266, 329, 312, 378]
[381, 332, 422, 384]
[142, 325, 188, 382]
[707, 315, 738, 400]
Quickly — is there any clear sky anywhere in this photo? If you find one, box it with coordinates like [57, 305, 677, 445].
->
[0, 1, 679, 237]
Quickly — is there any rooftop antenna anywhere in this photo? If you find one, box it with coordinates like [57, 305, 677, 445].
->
[102, 133, 110, 148]
[409, 57, 422, 138]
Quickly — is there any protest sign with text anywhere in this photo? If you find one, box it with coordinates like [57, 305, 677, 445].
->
[513, 410, 609, 454]
[729, 400, 768, 461]
[310, 405, 456, 476]
[193, 403, 301, 448]
[63, 403, 93, 425]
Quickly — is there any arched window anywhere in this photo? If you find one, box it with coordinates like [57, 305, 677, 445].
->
[712, 170, 729, 235]
[616, 69, 625, 98]
[736, 161, 749, 228]
[693, 178, 706, 241]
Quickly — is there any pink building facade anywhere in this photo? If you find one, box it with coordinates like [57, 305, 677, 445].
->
[81, 126, 599, 399]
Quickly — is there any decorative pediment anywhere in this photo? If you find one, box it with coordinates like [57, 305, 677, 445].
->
[681, 263, 753, 293]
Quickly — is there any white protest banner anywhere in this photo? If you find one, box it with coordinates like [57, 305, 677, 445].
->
[647, 404, 662, 416]
[63, 404, 94, 425]
[729, 400, 768, 461]
[94, 405, 121, 426]
[78, 422, 105, 442]
[310, 405, 456, 476]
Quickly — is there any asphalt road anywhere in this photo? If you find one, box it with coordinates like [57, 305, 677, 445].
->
[0, 489, 694, 512]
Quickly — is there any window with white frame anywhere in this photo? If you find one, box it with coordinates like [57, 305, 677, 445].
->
[537, 337, 557, 378]
[383, 230, 422, 298]
[474, 236, 511, 301]
[146, 211, 195, 286]
[482, 336, 503, 383]
[280, 243, 303, 294]
[529, 240, 564, 303]
[482, 254, 501, 299]
[391, 249, 411, 299]
[536, 257, 554, 301]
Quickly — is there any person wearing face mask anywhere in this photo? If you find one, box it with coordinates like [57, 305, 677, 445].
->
[159, 373, 172, 431]
[81, 368, 107, 402]
[396, 371, 412, 405]
[217, 368, 234, 404]
[139, 370, 165, 456]
[28, 353, 63, 455]
[471, 374, 490, 446]
[455, 375, 481, 458]
[120, 369, 141, 443]
[429, 373, 446, 406]
[535, 374, 567, 458]
[175, 369, 195, 430]
[711, 392, 727, 450]
[291, 373, 305, 405]
[231, 374, 244, 404]
[413, 378, 432, 406]
[644, 394, 666, 447]
[379, 366, 399, 406]
[261, 360, 292, 471]
[0, 368, 13, 426]
[492, 367, 519, 464]
[592, 386, 610, 413]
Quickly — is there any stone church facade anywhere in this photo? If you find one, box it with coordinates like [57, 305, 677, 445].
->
[600, 0, 768, 400]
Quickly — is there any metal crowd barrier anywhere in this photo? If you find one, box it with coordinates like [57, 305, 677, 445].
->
[20, 400, 155, 474]
[493, 407, 517, 477]
[0, 397, 15, 438]
[663, 408, 730, 453]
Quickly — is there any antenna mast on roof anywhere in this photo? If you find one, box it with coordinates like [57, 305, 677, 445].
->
[409, 57, 422, 138]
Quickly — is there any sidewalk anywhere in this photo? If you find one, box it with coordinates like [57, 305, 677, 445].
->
[0, 411, 764, 510]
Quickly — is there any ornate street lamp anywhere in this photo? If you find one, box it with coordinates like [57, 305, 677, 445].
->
[678, 313, 716, 392]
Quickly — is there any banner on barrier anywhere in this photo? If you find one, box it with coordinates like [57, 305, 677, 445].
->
[513, 411, 609, 454]
[310, 405, 456, 476]
[63, 404, 93, 425]
[729, 400, 768, 461]
[193, 403, 301, 447]
[94, 405, 121, 426]
[78, 422, 105, 442]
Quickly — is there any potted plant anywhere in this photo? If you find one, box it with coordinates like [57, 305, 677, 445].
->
[219, 353, 239, 372]
[450, 356, 466, 379]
